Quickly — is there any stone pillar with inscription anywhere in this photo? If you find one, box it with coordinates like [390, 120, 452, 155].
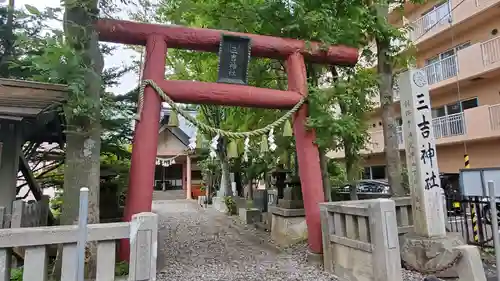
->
[398, 69, 466, 278]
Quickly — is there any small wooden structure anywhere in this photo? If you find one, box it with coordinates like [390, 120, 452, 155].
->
[0, 78, 67, 226]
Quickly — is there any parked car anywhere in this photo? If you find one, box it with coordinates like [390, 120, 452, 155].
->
[332, 179, 391, 201]
[340, 179, 391, 194]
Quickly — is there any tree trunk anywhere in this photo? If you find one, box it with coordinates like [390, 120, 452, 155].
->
[376, 3, 405, 197]
[319, 148, 332, 202]
[339, 101, 359, 201]
[345, 148, 359, 200]
[217, 137, 231, 196]
[56, 0, 103, 277]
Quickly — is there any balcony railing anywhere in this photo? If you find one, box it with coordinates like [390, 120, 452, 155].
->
[411, 3, 450, 40]
[396, 112, 466, 144]
[481, 36, 500, 66]
[328, 105, 500, 159]
[423, 55, 458, 85]
[433, 112, 466, 138]
[489, 104, 500, 130]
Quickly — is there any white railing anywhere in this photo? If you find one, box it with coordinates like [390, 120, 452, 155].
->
[0, 212, 158, 281]
[396, 113, 465, 142]
[432, 112, 466, 138]
[411, 3, 450, 39]
[423, 55, 458, 85]
[481, 36, 500, 66]
[489, 104, 500, 130]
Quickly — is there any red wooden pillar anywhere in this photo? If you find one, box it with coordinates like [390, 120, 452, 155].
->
[119, 34, 167, 260]
[287, 52, 325, 254]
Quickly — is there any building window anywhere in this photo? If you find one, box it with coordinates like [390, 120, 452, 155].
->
[431, 97, 478, 118]
[425, 42, 471, 66]
[424, 42, 470, 84]
[363, 166, 387, 180]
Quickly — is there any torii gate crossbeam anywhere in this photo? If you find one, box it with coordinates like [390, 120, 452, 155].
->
[95, 18, 359, 260]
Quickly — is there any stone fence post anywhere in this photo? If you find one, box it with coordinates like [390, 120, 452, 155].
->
[369, 199, 401, 281]
[129, 212, 158, 281]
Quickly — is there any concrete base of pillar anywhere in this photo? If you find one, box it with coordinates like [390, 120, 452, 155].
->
[400, 232, 466, 278]
[306, 249, 323, 267]
[277, 199, 304, 209]
[269, 206, 307, 247]
[238, 208, 261, 224]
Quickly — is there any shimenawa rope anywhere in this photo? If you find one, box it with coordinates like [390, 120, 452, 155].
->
[135, 79, 305, 139]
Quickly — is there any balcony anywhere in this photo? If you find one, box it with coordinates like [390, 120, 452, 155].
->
[421, 35, 500, 90]
[423, 55, 458, 85]
[410, 0, 500, 44]
[327, 104, 500, 159]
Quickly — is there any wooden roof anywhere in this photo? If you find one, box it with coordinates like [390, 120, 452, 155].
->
[0, 78, 67, 118]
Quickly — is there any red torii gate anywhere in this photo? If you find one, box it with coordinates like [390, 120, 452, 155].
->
[96, 19, 359, 258]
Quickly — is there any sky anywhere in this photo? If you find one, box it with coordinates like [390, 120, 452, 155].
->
[13, 0, 140, 95]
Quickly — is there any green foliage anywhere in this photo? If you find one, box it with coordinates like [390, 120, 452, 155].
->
[223, 196, 237, 215]
[308, 67, 376, 153]
[24, 34, 100, 128]
[153, 0, 421, 193]
[10, 268, 22, 281]
[115, 261, 129, 276]
[50, 190, 64, 218]
[327, 160, 347, 188]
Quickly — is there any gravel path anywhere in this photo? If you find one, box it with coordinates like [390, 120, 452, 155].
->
[153, 199, 429, 281]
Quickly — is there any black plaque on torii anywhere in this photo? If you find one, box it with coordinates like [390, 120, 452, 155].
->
[217, 34, 251, 85]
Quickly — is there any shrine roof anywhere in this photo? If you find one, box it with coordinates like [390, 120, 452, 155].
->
[0, 78, 67, 118]
[158, 108, 197, 147]
[0, 78, 67, 144]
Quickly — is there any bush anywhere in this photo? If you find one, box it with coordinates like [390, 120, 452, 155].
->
[115, 261, 129, 276]
[223, 196, 237, 215]
[11, 267, 22, 281]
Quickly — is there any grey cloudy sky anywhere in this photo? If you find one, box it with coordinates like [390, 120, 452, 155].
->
[14, 0, 140, 95]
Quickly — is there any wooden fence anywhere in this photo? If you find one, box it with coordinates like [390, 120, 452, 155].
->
[0, 212, 158, 281]
[0, 196, 50, 229]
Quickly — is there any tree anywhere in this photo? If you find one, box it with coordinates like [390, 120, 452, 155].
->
[309, 66, 376, 200]
[20, 0, 130, 275]
[155, 0, 372, 200]
[360, 0, 420, 196]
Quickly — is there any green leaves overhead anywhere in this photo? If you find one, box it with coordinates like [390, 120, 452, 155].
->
[24, 4, 41, 15]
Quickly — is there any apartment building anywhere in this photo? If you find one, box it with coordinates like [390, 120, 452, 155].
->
[328, 0, 500, 179]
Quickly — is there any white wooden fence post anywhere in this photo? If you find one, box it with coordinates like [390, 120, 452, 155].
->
[0, 247, 10, 281]
[76, 188, 89, 281]
[129, 212, 158, 281]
